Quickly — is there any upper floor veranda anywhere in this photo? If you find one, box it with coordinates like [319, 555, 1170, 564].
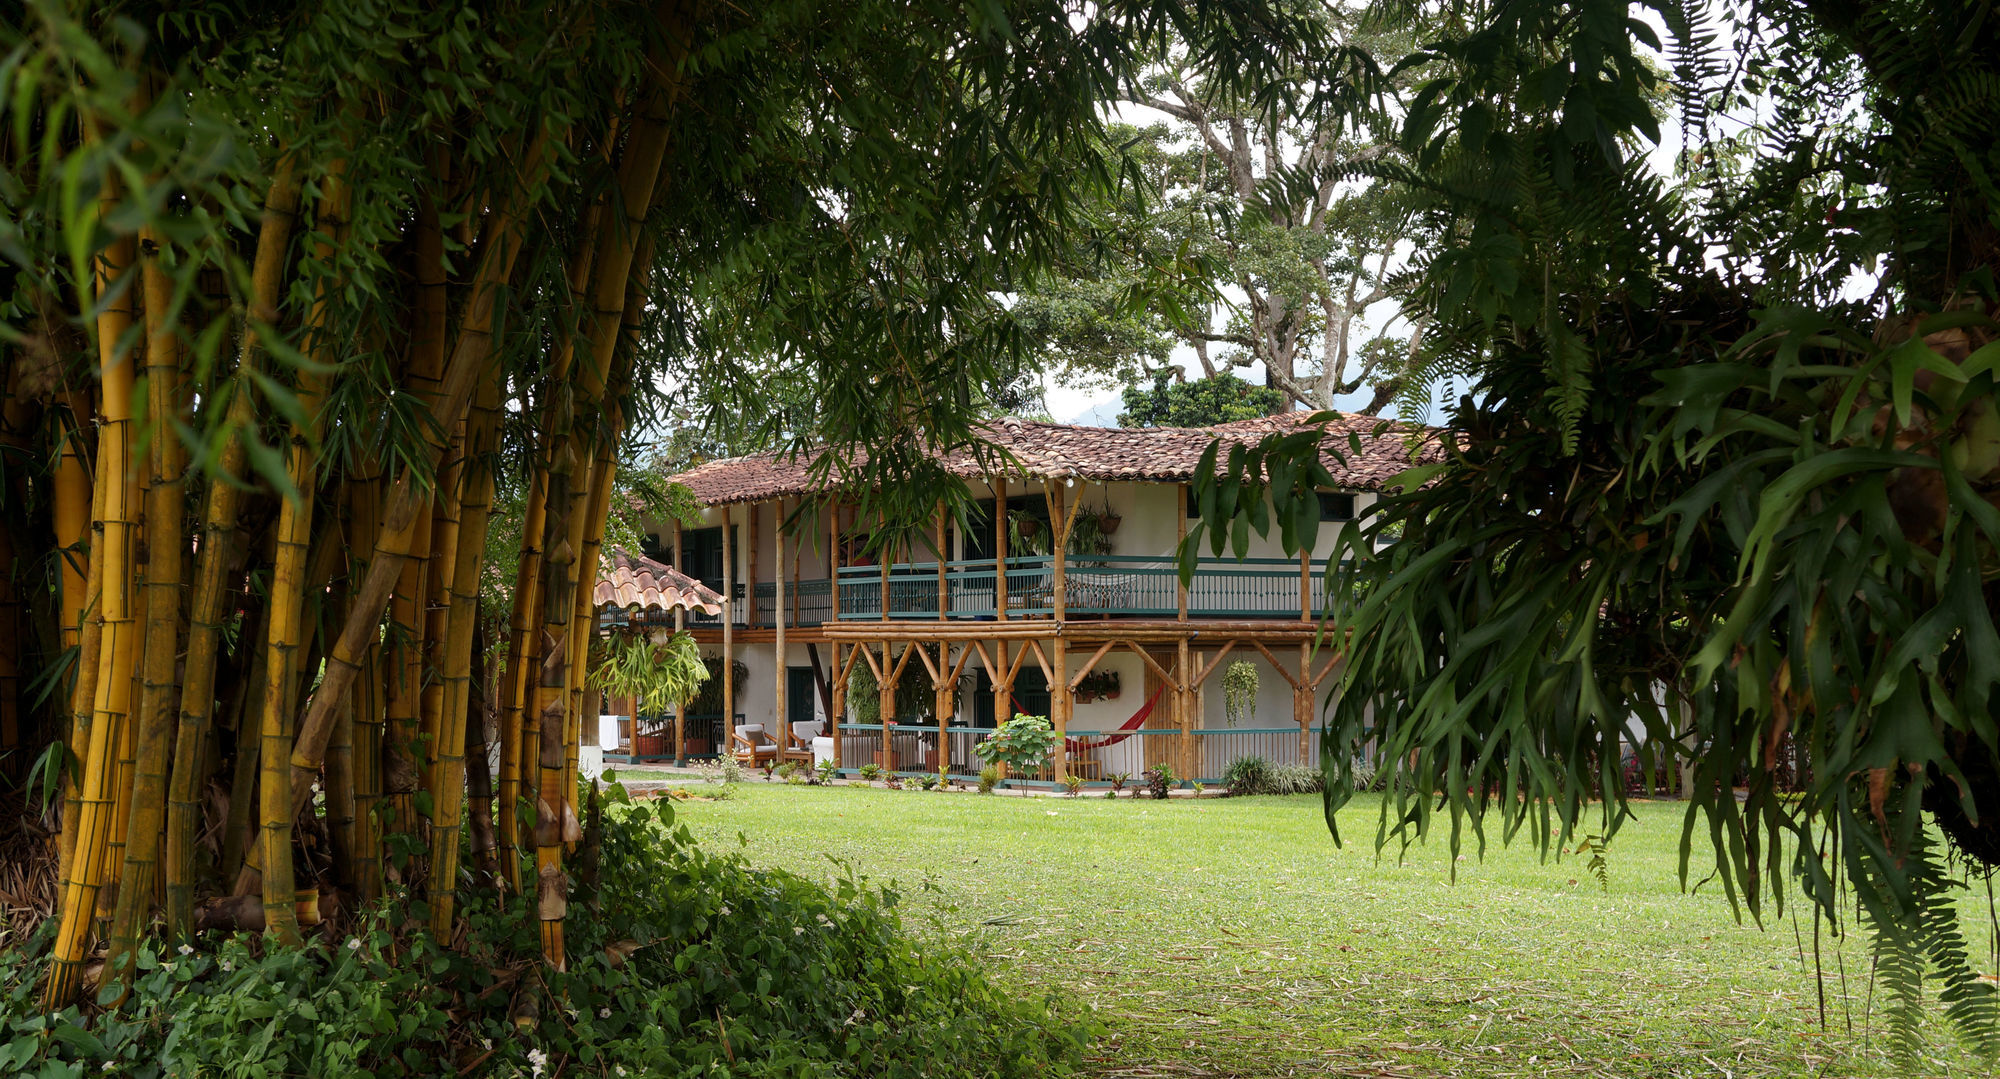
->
[638, 411, 1441, 633]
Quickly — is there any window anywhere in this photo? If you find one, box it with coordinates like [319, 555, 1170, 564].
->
[679, 525, 737, 591]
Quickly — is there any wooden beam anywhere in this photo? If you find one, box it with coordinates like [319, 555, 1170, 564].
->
[1067, 638, 1118, 692]
[1249, 639, 1301, 690]
[887, 639, 917, 687]
[913, 639, 944, 686]
[1119, 640, 1176, 688]
[968, 639, 998, 682]
[1191, 639, 1238, 688]
[1023, 638, 1053, 685]
[1005, 639, 1033, 685]
[849, 640, 879, 682]
[946, 642, 975, 683]
[1311, 649, 1343, 688]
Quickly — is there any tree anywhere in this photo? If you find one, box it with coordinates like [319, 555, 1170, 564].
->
[2, 0, 1334, 1027]
[1190, 0, 2000, 1054]
[1013, 4, 1427, 413]
[1118, 369, 1285, 426]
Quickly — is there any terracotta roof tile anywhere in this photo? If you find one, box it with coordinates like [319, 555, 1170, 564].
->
[593, 548, 724, 613]
[667, 411, 1443, 506]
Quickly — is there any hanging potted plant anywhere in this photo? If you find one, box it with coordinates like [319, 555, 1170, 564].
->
[1222, 661, 1258, 727]
[1006, 509, 1051, 556]
[1094, 501, 1121, 534]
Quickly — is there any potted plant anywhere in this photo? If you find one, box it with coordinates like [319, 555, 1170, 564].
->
[1222, 660, 1258, 727]
[1095, 503, 1121, 534]
[1006, 509, 1051, 556]
[973, 713, 1058, 792]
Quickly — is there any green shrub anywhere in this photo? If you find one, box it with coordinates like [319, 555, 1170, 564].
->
[0, 806, 1091, 1078]
[1145, 762, 1175, 799]
[858, 763, 882, 781]
[1222, 755, 1272, 794]
[977, 765, 1000, 794]
[973, 715, 1056, 773]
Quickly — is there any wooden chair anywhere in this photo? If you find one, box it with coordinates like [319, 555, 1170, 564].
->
[731, 723, 782, 766]
[783, 721, 821, 766]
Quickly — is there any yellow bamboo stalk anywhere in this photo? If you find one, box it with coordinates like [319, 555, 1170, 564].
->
[289, 131, 551, 806]
[253, 164, 347, 945]
[499, 467, 548, 896]
[107, 214, 192, 984]
[166, 157, 300, 937]
[345, 470, 386, 904]
[419, 422, 465, 816]
[428, 373, 500, 930]
[101, 440, 145, 921]
[43, 220, 141, 1008]
[55, 429, 107, 918]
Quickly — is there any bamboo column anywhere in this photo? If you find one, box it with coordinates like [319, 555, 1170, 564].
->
[1177, 639, 1194, 784]
[1177, 483, 1189, 622]
[1297, 642, 1312, 764]
[993, 477, 1008, 619]
[935, 646, 951, 776]
[774, 500, 787, 745]
[722, 506, 735, 737]
[671, 517, 685, 765]
[828, 502, 842, 769]
[748, 503, 760, 628]
[878, 643, 894, 770]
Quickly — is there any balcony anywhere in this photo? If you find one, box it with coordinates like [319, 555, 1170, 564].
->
[832, 555, 1327, 621]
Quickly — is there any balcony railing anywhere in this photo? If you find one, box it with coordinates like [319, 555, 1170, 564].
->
[834, 554, 1328, 620]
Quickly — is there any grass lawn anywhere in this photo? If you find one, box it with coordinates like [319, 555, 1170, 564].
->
[663, 783, 1991, 1078]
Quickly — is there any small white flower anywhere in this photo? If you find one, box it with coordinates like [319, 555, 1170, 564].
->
[177, 943, 194, 956]
[481, 1038, 493, 1051]
[598, 1007, 611, 1019]
[718, 905, 731, 916]
[345, 938, 361, 951]
[527, 1047, 548, 1078]
[102, 1062, 116, 1073]
[793, 926, 805, 936]
[220, 959, 234, 973]
[815, 913, 833, 927]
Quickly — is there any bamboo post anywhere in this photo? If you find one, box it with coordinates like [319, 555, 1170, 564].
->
[828, 502, 842, 770]
[722, 506, 735, 737]
[935, 645, 951, 776]
[1178, 639, 1194, 784]
[879, 642, 894, 771]
[829, 641, 844, 771]
[1051, 636, 1069, 785]
[1298, 642, 1312, 764]
[1050, 481, 1066, 623]
[994, 476, 1008, 620]
[673, 517, 685, 764]
[1177, 483, 1189, 622]
[993, 640, 1010, 727]
[774, 499, 787, 742]
[935, 504, 947, 621]
[747, 502, 759, 628]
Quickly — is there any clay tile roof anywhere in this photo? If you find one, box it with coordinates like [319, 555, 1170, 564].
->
[593, 548, 724, 614]
[667, 410, 1445, 506]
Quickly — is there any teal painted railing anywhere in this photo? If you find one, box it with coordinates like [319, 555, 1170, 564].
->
[833, 555, 1329, 620]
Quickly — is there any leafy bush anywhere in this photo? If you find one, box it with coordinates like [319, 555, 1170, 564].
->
[973, 714, 1055, 773]
[977, 765, 999, 794]
[1145, 762, 1175, 799]
[1107, 772, 1131, 792]
[1061, 774, 1083, 796]
[815, 758, 838, 785]
[0, 804, 1092, 1078]
[1222, 755, 1272, 794]
[858, 763, 882, 781]
[1222, 756, 1324, 795]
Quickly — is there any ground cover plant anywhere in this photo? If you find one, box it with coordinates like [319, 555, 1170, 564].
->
[675, 785, 1995, 1078]
[0, 800, 1088, 1078]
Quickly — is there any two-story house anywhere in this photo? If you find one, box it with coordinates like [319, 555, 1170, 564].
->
[619, 410, 1438, 785]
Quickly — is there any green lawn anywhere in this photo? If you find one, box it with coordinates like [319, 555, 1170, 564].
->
[663, 783, 1990, 1078]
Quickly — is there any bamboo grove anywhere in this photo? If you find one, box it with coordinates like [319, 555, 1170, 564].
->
[0, 0, 1334, 1011]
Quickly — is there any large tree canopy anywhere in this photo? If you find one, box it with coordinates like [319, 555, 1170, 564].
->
[0, 0, 1343, 1026]
[1192, 0, 2000, 1053]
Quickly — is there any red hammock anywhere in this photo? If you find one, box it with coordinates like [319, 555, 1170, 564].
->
[1006, 686, 1167, 754]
